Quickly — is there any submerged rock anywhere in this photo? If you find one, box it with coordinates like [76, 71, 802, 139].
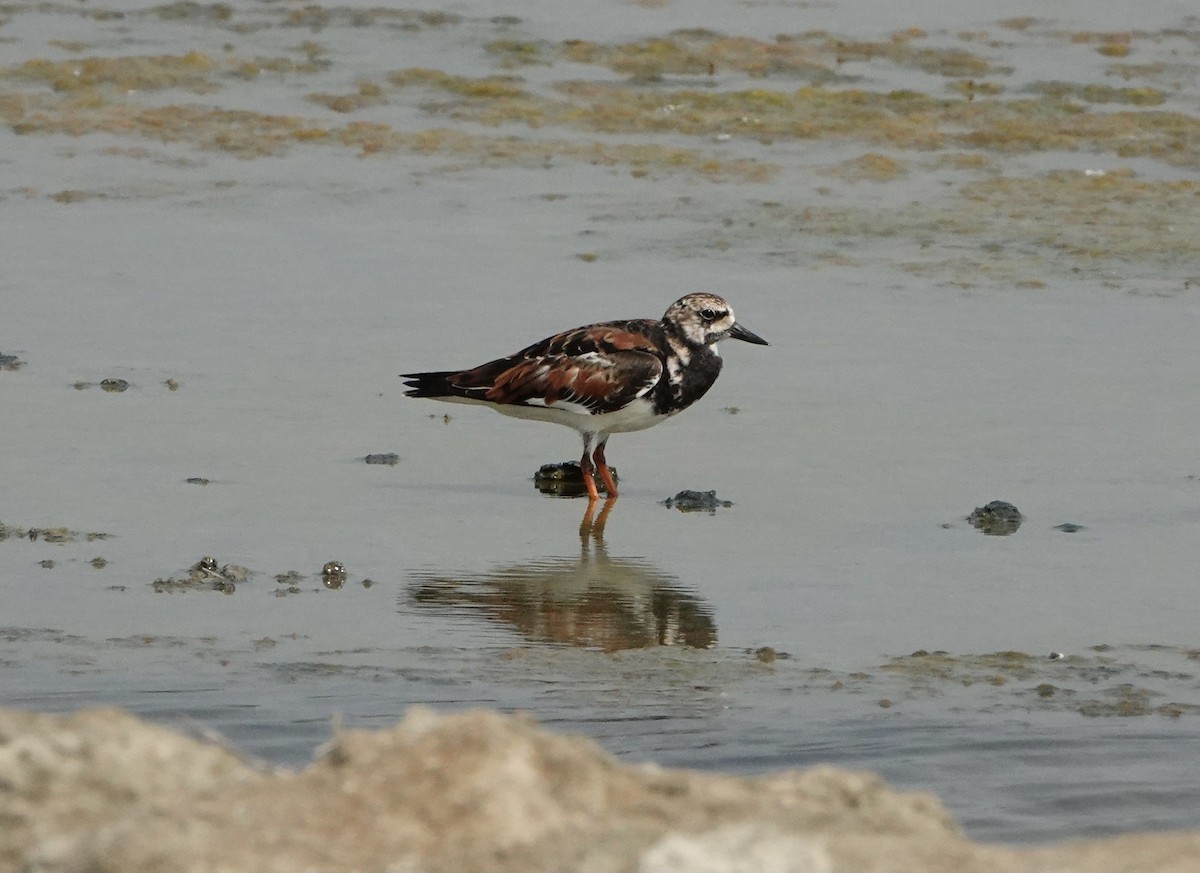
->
[661, 489, 733, 513]
[533, 461, 617, 498]
[152, 556, 248, 594]
[967, 500, 1023, 536]
[321, 560, 347, 589]
[363, 453, 400, 465]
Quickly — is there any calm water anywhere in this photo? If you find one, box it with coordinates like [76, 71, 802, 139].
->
[3, 0, 1200, 844]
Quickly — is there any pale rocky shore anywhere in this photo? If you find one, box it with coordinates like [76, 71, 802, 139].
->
[1, 706, 1197, 873]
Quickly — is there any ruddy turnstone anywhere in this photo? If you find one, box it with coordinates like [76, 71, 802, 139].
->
[401, 293, 767, 500]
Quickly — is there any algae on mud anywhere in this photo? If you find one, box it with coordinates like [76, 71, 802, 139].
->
[1, 9, 1197, 299]
[551, 28, 999, 81]
[0, 523, 111, 544]
[3, 14, 1199, 181]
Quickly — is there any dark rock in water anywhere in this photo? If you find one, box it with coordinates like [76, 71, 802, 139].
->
[534, 461, 584, 482]
[322, 560, 347, 589]
[364, 453, 400, 466]
[0, 353, 23, 371]
[29, 527, 72, 543]
[750, 646, 792, 664]
[967, 500, 1023, 536]
[153, 556, 247, 594]
[661, 490, 733, 513]
[99, 378, 129, 393]
[533, 461, 617, 498]
[1054, 522, 1085, 533]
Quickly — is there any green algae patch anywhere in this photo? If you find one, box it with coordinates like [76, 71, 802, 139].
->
[385, 68, 548, 126]
[957, 171, 1200, 266]
[825, 35, 995, 78]
[387, 68, 531, 100]
[0, 57, 758, 177]
[485, 39, 548, 69]
[1077, 685, 1158, 717]
[563, 32, 833, 81]
[8, 52, 217, 93]
[1, 86, 776, 178]
[146, 2, 235, 23]
[570, 82, 916, 140]
[3, 47, 332, 101]
[555, 29, 995, 81]
[389, 76, 948, 147]
[2, 23, 1197, 198]
[3, 21, 1198, 180]
[51, 189, 95, 203]
[280, 5, 461, 32]
[228, 53, 331, 79]
[331, 121, 775, 179]
[948, 79, 1004, 100]
[307, 81, 386, 114]
[881, 650, 1038, 685]
[383, 70, 1200, 165]
[690, 167, 1200, 281]
[9, 102, 323, 156]
[1029, 82, 1167, 106]
[867, 647, 1200, 718]
[829, 152, 907, 182]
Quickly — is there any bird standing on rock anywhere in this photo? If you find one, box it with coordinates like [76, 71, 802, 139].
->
[402, 293, 768, 501]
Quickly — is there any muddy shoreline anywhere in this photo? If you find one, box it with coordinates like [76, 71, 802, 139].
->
[2, 705, 1198, 873]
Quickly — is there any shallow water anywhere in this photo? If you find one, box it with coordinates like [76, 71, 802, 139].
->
[3, 0, 1200, 845]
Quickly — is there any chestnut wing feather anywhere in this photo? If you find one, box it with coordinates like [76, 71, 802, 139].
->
[457, 321, 664, 414]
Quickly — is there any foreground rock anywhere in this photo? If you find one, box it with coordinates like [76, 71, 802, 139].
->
[0, 707, 1197, 872]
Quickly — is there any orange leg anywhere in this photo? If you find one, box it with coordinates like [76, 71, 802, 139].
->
[593, 441, 618, 499]
[579, 449, 601, 502]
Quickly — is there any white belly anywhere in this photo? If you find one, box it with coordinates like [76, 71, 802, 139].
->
[441, 395, 665, 436]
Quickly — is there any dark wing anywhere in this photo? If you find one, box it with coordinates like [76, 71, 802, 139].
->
[402, 320, 664, 414]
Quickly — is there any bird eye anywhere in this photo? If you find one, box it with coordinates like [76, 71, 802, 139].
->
[700, 308, 718, 321]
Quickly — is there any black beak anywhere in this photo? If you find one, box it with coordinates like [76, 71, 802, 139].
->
[729, 321, 769, 346]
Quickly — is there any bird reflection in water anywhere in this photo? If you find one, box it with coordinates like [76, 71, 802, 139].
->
[407, 503, 716, 652]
